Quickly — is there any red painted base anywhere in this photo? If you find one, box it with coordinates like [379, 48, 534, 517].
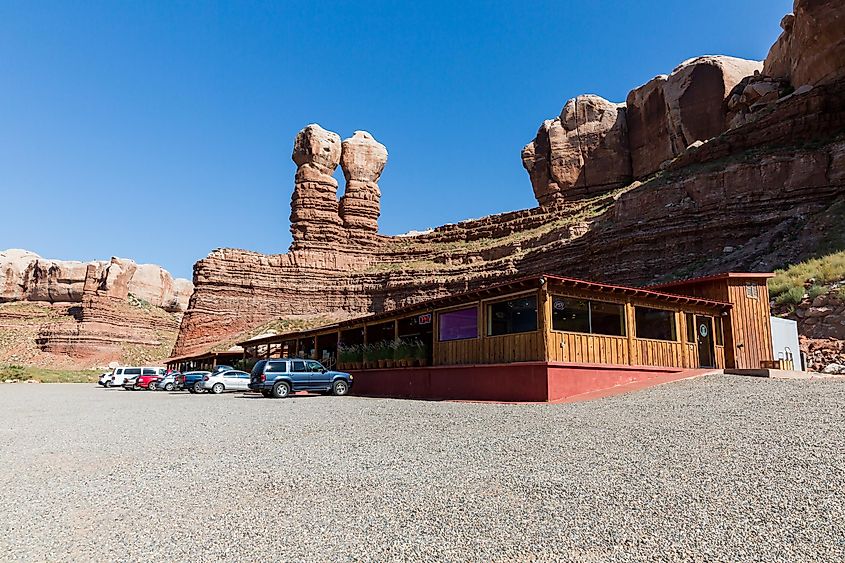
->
[349, 362, 712, 403]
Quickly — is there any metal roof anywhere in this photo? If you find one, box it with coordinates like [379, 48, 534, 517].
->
[651, 272, 774, 289]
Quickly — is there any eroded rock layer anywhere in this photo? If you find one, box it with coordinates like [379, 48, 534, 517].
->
[0, 251, 189, 367]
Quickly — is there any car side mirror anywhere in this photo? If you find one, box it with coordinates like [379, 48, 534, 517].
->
[320, 368, 326, 373]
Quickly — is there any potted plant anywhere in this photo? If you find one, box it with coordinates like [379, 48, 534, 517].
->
[412, 339, 427, 367]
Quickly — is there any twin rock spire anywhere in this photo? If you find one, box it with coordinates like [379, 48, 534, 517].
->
[290, 124, 388, 250]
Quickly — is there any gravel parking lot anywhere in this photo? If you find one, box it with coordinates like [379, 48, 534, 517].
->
[1, 375, 843, 562]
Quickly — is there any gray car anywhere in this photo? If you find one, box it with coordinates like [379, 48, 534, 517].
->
[201, 370, 251, 394]
[155, 372, 179, 391]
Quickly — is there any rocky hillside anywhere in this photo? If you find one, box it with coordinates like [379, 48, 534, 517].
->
[770, 251, 845, 371]
[172, 0, 845, 363]
[0, 249, 192, 369]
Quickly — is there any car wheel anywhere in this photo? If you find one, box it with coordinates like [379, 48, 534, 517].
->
[105, 381, 112, 388]
[164, 383, 174, 392]
[193, 381, 205, 394]
[148, 382, 157, 390]
[272, 381, 290, 399]
[211, 383, 224, 395]
[332, 380, 349, 396]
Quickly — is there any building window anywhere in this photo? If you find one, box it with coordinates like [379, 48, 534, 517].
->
[685, 313, 696, 342]
[552, 297, 625, 336]
[745, 283, 758, 299]
[714, 317, 724, 345]
[488, 295, 538, 336]
[366, 321, 395, 345]
[635, 306, 677, 341]
[438, 307, 478, 341]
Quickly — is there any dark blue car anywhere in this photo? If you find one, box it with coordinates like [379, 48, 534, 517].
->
[182, 365, 234, 394]
[249, 359, 352, 398]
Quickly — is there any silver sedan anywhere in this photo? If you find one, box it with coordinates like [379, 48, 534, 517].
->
[201, 370, 251, 394]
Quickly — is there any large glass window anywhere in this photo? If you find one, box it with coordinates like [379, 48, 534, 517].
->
[438, 307, 478, 341]
[366, 321, 395, 345]
[635, 307, 677, 341]
[552, 298, 590, 333]
[488, 295, 538, 336]
[552, 297, 625, 336]
[589, 301, 626, 336]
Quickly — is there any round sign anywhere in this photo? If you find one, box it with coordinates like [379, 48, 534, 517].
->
[699, 324, 708, 338]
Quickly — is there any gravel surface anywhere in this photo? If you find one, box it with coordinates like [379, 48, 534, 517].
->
[1, 375, 843, 562]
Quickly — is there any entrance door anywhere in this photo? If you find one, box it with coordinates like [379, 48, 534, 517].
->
[696, 316, 715, 368]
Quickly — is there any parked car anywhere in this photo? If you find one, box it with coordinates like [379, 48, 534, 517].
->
[155, 371, 180, 391]
[120, 367, 143, 390]
[108, 367, 132, 387]
[201, 370, 251, 394]
[181, 371, 214, 394]
[98, 372, 113, 387]
[135, 367, 166, 390]
[248, 359, 352, 398]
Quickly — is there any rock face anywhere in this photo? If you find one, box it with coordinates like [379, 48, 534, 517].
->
[0, 250, 190, 366]
[764, 0, 845, 87]
[625, 75, 673, 179]
[625, 56, 763, 179]
[663, 56, 763, 152]
[0, 249, 192, 310]
[339, 131, 388, 241]
[522, 95, 631, 204]
[290, 124, 344, 249]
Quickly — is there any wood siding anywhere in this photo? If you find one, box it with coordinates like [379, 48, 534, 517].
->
[544, 283, 726, 369]
[727, 281, 773, 369]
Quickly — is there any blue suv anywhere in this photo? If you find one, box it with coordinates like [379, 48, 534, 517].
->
[249, 359, 353, 399]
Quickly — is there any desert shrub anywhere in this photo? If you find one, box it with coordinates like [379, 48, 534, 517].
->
[769, 251, 845, 298]
[806, 284, 828, 301]
[774, 286, 805, 306]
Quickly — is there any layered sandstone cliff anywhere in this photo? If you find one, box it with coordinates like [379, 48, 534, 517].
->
[173, 0, 845, 363]
[0, 250, 191, 367]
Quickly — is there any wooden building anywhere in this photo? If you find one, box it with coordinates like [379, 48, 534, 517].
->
[233, 273, 774, 401]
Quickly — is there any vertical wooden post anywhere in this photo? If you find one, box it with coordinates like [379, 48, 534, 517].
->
[538, 285, 549, 362]
[625, 301, 636, 365]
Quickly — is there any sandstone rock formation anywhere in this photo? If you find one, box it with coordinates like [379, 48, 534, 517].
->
[38, 258, 180, 361]
[290, 124, 344, 249]
[663, 56, 763, 152]
[625, 56, 762, 179]
[522, 95, 631, 204]
[167, 1, 845, 363]
[0, 249, 192, 310]
[626, 75, 673, 179]
[764, 0, 845, 87]
[339, 131, 388, 241]
[0, 250, 191, 366]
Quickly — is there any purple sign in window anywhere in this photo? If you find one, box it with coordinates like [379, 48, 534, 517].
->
[439, 307, 478, 341]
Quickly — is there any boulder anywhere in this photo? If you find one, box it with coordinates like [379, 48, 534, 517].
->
[339, 131, 388, 240]
[764, 0, 845, 87]
[626, 56, 761, 178]
[290, 124, 344, 249]
[626, 75, 673, 179]
[522, 95, 631, 205]
[664, 56, 763, 151]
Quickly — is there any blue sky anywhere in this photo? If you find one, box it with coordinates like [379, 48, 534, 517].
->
[0, 1, 792, 279]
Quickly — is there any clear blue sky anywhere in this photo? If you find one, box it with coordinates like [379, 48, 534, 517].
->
[0, 1, 791, 279]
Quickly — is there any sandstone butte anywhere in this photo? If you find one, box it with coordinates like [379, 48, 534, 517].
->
[0, 249, 192, 368]
[171, 0, 845, 365]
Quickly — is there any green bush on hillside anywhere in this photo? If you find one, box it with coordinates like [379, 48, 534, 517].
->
[769, 251, 845, 298]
